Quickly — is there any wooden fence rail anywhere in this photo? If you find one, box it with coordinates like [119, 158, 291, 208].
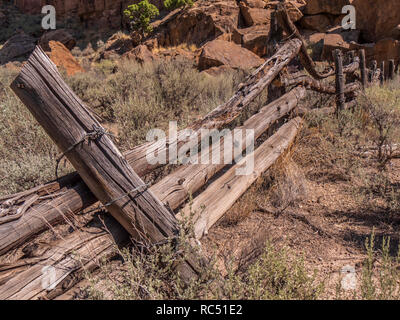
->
[1, 3, 396, 299]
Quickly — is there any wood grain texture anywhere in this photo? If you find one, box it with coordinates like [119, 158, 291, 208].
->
[0, 39, 302, 256]
[10, 46, 198, 278]
[0, 88, 306, 299]
[177, 117, 303, 239]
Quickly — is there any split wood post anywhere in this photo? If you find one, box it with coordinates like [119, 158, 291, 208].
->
[380, 61, 385, 85]
[10, 46, 198, 280]
[0, 39, 303, 256]
[389, 59, 395, 80]
[359, 49, 367, 88]
[369, 60, 377, 82]
[334, 49, 345, 113]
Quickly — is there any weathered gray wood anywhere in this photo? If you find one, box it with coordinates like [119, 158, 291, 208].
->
[124, 38, 302, 173]
[283, 74, 360, 94]
[369, 60, 377, 83]
[334, 49, 345, 113]
[389, 59, 395, 80]
[0, 39, 303, 256]
[152, 87, 306, 210]
[0, 216, 128, 300]
[359, 49, 367, 88]
[177, 117, 303, 239]
[0, 87, 306, 299]
[10, 46, 197, 278]
[380, 61, 385, 85]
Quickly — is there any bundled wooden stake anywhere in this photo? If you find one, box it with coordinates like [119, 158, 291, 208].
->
[359, 49, 367, 88]
[0, 88, 306, 299]
[334, 49, 345, 113]
[380, 61, 385, 85]
[11, 46, 197, 279]
[389, 59, 395, 80]
[177, 117, 303, 239]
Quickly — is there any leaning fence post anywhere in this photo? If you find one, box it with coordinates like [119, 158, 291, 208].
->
[380, 61, 385, 85]
[10, 46, 199, 281]
[359, 49, 367, 88]
[369, 60, 377, 82]
[388, 59, 395, 80]
[334, 49, 345, 113]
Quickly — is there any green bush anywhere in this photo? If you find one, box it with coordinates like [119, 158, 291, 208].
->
[164, 0, 194, 10]
[124, 0, 159, 36]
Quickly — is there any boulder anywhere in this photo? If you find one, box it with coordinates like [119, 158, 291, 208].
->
[39, 29, 76, 52]
[99, 33, 134, 60]
[233, 25, 270, 57]
[358, 39, 400, 72]
[321, 30, 360, 60]
[202, 65, 234, 77]
[198, 39, 264, 70]
[303, 0, 352, 15]
[154, 0, 240, 47]
[46, 41, 84, 76]
[300, 14, 332, 32]
[239, 2, 272, 27]
[123, 45, 155, 64]
[352, 0, 400, 42]
[240, 0, 266, 8]
[0, 32, 36, 65]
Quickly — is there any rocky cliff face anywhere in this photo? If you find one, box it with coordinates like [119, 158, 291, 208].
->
[302, 0, 400, 42]
[13, 0, 139, 30]
[12, 0, 400, 43]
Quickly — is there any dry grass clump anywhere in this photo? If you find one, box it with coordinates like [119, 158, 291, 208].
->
[67, 58, 247, 150]
[83, 219, 323, 300]
[0, 68, 70, 196]
[290, 80, 400, 211]
[0, 58, 250, 195]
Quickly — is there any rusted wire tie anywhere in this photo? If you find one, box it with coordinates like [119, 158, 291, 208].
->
[55, 124, 116, 178]
[84, 182, 151, 215]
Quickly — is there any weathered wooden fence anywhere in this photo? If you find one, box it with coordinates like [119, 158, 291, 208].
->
[0, 4, 394, 299]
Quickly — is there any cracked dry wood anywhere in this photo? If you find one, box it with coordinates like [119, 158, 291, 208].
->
[0, 88, 305, 300]
[10, 46, 198, 280]
[0, 38, 302, 256]
[177, 117, 303, 239]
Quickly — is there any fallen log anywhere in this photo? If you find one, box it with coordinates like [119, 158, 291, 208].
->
[343, 57, 360, 74]
[152, 87, 306, 210]
[11, 46, 198, 279]
[123, 38, 302, 174]
[0, 87, 306, 299]
[0, 216, 128, 300]
[0, 39, 303, 256]
[282, 74, 360, 95]
[334, 49, 345, 113]
[177, 117, 303, 239]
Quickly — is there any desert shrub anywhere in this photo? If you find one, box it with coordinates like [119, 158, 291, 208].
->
[124, 0, 159, 36]
[357, 86, 400, 167]
[0, 57, 249, 196]
[83, 218, 323, 300]
[0, 68, 70, 196]
[164, 0, 194, 10]
[68, 58, 247, 150]
[337, 232, 400, 300]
